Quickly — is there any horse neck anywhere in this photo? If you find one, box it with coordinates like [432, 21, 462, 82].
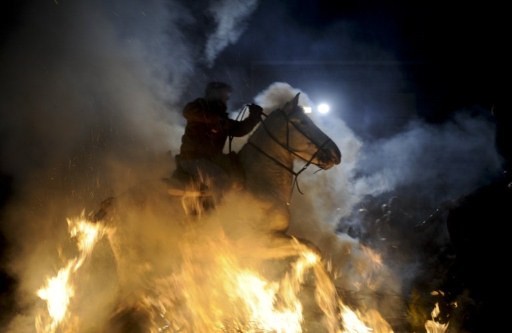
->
[239, 128, 295, 203]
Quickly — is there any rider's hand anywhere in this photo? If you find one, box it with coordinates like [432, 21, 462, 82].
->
[247, 103, 263, 116]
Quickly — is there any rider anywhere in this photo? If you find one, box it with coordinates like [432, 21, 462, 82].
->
[174, 81, 263, 193]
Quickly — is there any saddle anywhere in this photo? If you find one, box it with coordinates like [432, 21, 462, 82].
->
[164, 159, 217, 217]
[165, 152, 246, 216]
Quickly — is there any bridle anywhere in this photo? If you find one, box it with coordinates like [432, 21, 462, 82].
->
[243, 106, 334, 203]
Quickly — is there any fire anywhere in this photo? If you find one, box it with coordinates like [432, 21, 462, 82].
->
[36, 264, 74, 329]
[130, 232, 396, 333]
[231, 248, 324, 332]
[32, 209, 443, 332]
[339, 303, 372, 333]
[35, 214, 110, 333]
[424, 302, 449, 333]
[234, 272, 303, 333]
[33, 213, 398, 332]
[338, 304, 394, 333]
[148, 234, 317, 332]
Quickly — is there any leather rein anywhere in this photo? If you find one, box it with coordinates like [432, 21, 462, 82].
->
[245, 107, 333, 203]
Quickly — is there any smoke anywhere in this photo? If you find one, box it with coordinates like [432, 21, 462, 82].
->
[0, 0, 262, 331]
[0, 4, 189, 317]
[271, 98, 501, 237]
[286, 105, 501, 310]
[353, 112, 500, 201]
[253, 81, 312, 110]
[205, 0, 259, 66]
[0, 1, 178, 183]
[0, 0, 260, 184]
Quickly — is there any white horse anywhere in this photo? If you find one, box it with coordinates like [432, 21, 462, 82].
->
[165, 92, 341, 231]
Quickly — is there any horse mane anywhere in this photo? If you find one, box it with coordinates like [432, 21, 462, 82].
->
[253, 82, 311, 114]
[230, 88, 304, 153]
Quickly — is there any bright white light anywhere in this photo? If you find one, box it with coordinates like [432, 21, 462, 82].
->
[302, 106, 312, 114]
[317, 103, 330, 114]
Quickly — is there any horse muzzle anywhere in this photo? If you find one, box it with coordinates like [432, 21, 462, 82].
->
[315, 141, 341, 169]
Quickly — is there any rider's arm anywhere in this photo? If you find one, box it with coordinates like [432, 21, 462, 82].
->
[226, 104, 263, 137]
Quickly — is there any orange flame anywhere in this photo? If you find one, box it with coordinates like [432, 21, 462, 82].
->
[130, 232, 397, 333]
[425, 302, 449, 333]
[35, 214, 110, 333]
[32, 210, 442, 332]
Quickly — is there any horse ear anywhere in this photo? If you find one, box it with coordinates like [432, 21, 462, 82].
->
[291, 92, 300, 108]
[282, 92, 301, 113]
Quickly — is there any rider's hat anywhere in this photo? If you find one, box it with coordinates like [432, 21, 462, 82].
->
[205, 81, 232, 97]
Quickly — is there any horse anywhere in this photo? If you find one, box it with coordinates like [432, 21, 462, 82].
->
[92, 92, 343, 332]
[165, 92, 341, 230]
[238, 92, 341, 229]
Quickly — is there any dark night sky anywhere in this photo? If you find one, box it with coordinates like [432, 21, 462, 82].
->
[1, 0, 508, 124]
[194, 0, 509, 140]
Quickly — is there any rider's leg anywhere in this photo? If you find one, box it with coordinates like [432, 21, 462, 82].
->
[211, 153, 245, 191]
[177, 158, 231, 194]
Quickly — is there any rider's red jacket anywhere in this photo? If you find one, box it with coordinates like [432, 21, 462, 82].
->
[178, 98, 260, 160]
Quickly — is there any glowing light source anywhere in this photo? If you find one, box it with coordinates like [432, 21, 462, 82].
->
[302, 106, 312, 114]
[317, 103, 330, 114]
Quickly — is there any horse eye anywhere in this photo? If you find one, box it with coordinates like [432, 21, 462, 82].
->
[294, 118, 305, 125]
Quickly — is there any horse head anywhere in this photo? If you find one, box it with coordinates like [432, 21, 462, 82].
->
[239, 91, 343, 230]
[267, 93, 342, 170]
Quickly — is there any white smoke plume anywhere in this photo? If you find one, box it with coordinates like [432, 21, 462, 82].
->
[205, 0, 259, 66]
[353, 112, 501, 201]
